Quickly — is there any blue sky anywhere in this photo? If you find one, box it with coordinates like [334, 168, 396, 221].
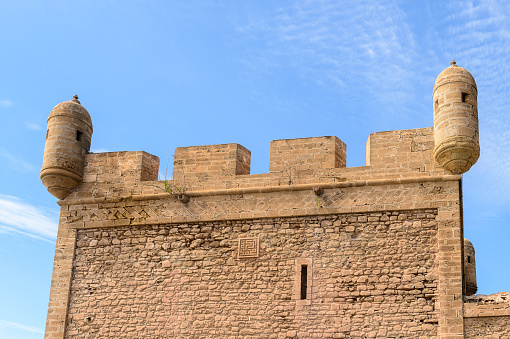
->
[1, 1, 509, 337]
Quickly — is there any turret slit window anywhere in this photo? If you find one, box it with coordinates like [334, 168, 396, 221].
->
[76, 130, 83, 142]
[461, 93, 468, 103]
[300, 265, 308, 300]
[467, 256, 471, 263]
[295, 258, 312, 304]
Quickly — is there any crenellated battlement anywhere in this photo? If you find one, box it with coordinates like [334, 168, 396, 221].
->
[76, 127, 444, 194]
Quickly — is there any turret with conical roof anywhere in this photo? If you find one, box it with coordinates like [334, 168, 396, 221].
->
[41, 95, 93, 199]
[433, 60, 480, 174]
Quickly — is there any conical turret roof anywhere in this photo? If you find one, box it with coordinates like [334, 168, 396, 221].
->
[49, 95, 93, 130]
[433, 60, 477, 93]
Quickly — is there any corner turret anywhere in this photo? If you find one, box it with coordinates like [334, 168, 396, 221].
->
[463, 238, 477, 295]
[40, 95, 93, 199]
[433, 60, 479, 174]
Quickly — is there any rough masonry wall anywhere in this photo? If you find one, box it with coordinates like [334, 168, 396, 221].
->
[464, 316, 510, 338]
[66, 209, 438, 339]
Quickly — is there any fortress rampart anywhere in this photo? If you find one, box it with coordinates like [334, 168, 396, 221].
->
[41, 62, 510, 338]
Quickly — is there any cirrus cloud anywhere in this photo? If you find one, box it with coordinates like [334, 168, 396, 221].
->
[0, 195, 58, 242]
[0, 100, 13, 107]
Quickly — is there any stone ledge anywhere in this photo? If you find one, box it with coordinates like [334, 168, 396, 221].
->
[464, 292, 510, 318]
[59, 174, 461, 206]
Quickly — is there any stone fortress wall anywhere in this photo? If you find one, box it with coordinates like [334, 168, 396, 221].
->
[41, 62, 510, 338]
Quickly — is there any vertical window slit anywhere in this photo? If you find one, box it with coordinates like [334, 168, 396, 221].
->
[300, 264, 308, 300]
[467, 256, 471, 263]
[76, 130, 83, 142]
[461, 93, 468, 103]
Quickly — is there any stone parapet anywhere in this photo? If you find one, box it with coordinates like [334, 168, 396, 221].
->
[269, 136, 346, 173]
[173, 143, 251, 183]
[74, 128, 451, 197]
[366, 127, 443, 173]
[82, 151, 159, 185]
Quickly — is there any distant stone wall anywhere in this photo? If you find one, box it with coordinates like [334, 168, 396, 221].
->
[65, 209, 438, 338]
[464, 292, 510, 338]
[464, 316, 510, 338]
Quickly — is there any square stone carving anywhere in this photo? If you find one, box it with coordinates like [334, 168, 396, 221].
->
[238, 237, 259, 258]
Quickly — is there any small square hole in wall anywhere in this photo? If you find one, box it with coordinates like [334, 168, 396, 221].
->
[238, 237, 259, 259]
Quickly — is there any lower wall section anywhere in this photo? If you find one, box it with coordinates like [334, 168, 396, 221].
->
[66, 210, 439, 338]
[464, 316, 510, 338]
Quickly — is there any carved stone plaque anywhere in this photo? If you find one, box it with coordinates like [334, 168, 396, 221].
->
[238, 237, 259, 259]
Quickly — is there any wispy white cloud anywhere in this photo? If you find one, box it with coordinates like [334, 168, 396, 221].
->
[0, 148, 37, 172]
[0, 319, 44, 334]
[0, 225, 55, 244]
[0, 100, 13, 107]
[234, 0, 419, 117]
[26, 122, 42, 131]
[0, 195, 58, 241]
